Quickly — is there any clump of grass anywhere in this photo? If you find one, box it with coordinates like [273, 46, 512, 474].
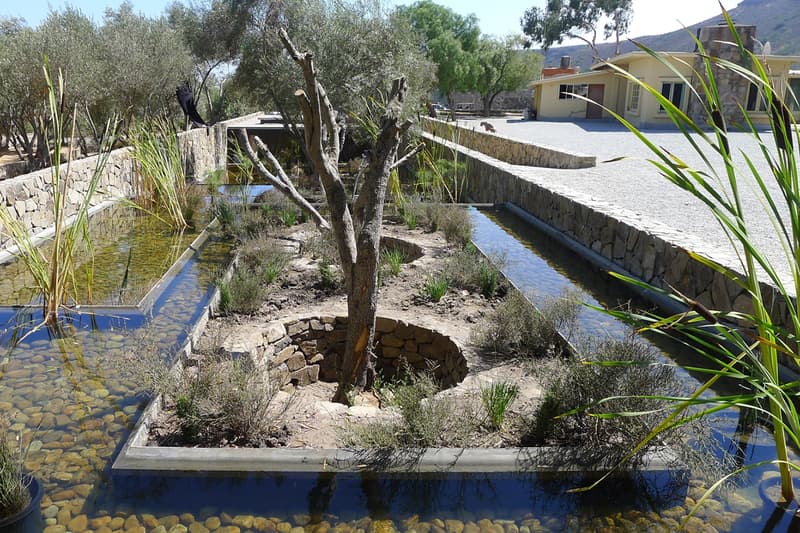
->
[278, 209, 298, 227]
[381, 249, 405, 278]
[478, 264, 500, 298]
[0, 418, 31, 518]
[422, 275, 449, 302]
[211, 200, 236, 233]
[473, 290, 579, 358]
[219, 236, 289, 315]
[481, 381, 519, 429]
[343, 369, 476, 448]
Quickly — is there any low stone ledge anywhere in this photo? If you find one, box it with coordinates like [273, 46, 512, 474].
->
[420, 117, 596, 169]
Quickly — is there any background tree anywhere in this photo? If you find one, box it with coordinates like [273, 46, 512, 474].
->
[167, 0, 253, 123]
[396, 0, 480, 107]
[238, 29, 417, 403]
[474, 36, 542, 116]
[233, 0, 433, 146]
[521, 0, 633, 57]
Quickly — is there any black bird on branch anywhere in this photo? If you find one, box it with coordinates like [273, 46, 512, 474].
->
[176, 82, 208, 127]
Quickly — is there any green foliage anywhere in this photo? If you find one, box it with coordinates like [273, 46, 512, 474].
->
[381, 249, 406, 278]
[318, 262, 341, 293]
[521, 0, 633, 54]
[481, 381, 519, 429]
[475, 36, 543, 116]
[397, 0, 480, 102]
[422, 275, 449, 302]
[524, 337, 676, 467]
[211, 200, 236, 233]
[129, 118, 189, 230]
[416, 147, 468, 203]
[591, 18, 800, 505]
[0, 63, 115, 324]
[278, 209, 298, 227]
[234, 0, 435, 124]
[474, 290, 578, 358]
[343, 369, 476, 448]
[0, 418, 30, 519]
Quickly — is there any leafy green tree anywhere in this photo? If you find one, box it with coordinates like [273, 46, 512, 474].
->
[232, 0, 433, 149]
[521, 0, 633, 57]
[167, 0, 253, 122]
[397, 0, 481, 107]
[474, 36, 542, 116]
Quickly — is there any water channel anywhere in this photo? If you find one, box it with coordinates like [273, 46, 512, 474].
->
[0, 199, 795, 532]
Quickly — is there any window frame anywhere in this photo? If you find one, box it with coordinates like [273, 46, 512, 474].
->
[627, 81, 641, 115]
[558, 83, 588, 100]
[658, 81, 686, 113]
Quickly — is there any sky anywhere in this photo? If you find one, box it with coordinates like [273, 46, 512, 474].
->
[4, 0, 742, 42]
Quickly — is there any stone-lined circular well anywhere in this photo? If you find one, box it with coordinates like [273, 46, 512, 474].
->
[249, 315, 468, 389]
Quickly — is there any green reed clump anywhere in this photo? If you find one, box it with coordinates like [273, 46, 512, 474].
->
[0, 418, 30, 519]
[481, 381, 519, 429]
[129, 118, 189, 230]
[422, 275, 449, 302]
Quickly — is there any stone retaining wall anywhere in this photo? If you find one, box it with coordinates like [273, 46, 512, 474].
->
[0, 113, 261, 252]
[225, 315, 468, 389]
[423, 131, 794, 368]
[420, 117, 596, 169]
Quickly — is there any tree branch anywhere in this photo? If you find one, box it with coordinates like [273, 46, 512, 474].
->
[235, 128, 330, 230]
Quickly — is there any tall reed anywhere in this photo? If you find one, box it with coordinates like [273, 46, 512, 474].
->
[583, 11, 800, 509]
[129, 119, 188, 230]
[0, 63, 115, 324]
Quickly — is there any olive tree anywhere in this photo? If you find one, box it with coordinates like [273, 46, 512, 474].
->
[475, 36, 542, 116]
[237, 29, 416, 402]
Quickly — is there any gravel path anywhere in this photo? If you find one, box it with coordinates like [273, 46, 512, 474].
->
[458, 117, 793, 288]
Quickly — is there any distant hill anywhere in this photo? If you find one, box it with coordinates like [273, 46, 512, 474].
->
[541, 0, 800, 71]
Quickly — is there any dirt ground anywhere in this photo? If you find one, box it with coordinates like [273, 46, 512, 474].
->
[172, 220, 543, 449]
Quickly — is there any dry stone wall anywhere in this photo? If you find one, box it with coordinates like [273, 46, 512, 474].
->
[0, 113, 261, 253]
[423, 132, 794, 369]
[223, 315, 468, 389]
[420, 117, 596, 169]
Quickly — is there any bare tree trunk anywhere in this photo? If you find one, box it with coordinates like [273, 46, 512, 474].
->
[267, 29, 411, 403]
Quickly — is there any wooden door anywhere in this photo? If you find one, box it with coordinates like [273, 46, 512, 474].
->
[586, 84, 605, 119]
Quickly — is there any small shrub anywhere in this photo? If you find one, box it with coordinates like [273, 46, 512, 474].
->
[0, 418, 30, 518]
[422, 275, 449, 302]
[381, 249, 405, 277]
[119, 332, 289, 447]
[343, 368, 476, 448]
[481, 381, 519, 429]
[217, 280, 232, 314]
[523, 337, 678, 466]
[234, 209, 274, 239]
[237, 236, 290, 284]
[443, 248, 506, 298]
[305, 231, 339, 267]
[478, 264, 499, 298]
[223, 268, 268, 315]
[439, 205, 472, 247]
[318, 262, 340, 292]
[473, 290, 579, 358]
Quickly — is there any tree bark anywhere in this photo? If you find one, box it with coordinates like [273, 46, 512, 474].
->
[262, 29, 410, 403]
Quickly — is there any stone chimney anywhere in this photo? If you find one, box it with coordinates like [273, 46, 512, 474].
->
[687, 23, 757, 124]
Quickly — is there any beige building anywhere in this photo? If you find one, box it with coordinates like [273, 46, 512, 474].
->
[531, 25, 800, 128]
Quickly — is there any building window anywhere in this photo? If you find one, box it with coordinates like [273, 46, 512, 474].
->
[748, 79, 781, 112]
[659, 82, 685, 112]
[788, 78, 800, 112]
[559, 84, 588, 100]
[627, 82, 641, 113]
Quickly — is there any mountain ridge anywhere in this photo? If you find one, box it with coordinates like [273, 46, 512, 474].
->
[541, 0, 800, 70]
